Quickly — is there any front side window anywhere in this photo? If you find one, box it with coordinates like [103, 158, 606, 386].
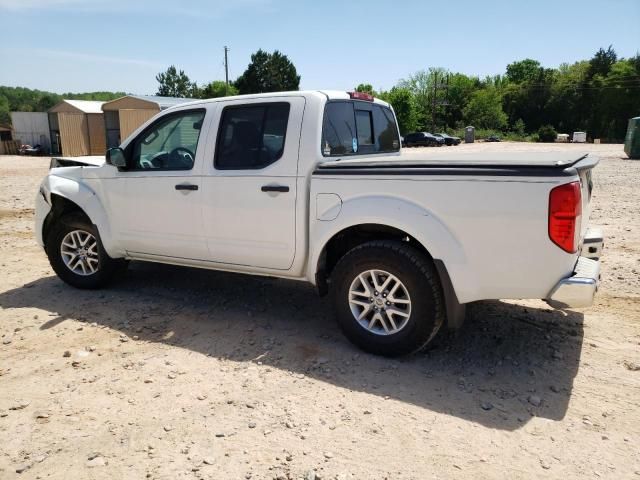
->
[322, 101, 400, 156]
[129, 110, 205, 170]
[215, 102, 290, 170]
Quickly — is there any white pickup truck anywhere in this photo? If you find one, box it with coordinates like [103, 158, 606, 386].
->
[35, 90, 603, 356]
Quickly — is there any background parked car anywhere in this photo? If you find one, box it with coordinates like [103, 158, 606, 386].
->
[18, 143, 46, 155]
[404, 132, 445, 147]
[434, 133, 461, 146]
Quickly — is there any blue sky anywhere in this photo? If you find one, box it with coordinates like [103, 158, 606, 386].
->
[0, 0, 638, 94]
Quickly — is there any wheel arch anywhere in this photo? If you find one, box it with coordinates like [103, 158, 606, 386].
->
[43, 176, 119, 257]
[312, 222, 466, 329]
[43, 194, 90, 246]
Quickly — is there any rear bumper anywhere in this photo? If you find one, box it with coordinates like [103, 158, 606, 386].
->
[581, 227, 604, 260]
[546, 256, 601, 309]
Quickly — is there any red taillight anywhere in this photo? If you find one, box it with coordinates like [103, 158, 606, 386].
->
[549, 181, 582, 253]
[348, 91, 374, 101]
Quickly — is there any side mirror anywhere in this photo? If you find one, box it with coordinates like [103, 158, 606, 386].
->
[106, 147, 127, 168]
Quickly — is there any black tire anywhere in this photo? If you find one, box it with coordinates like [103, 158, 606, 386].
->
[330, 240, 445, 356]
[45, 213, 126, 289]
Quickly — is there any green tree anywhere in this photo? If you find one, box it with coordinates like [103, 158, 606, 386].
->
[156, 65, 198, 98]
[235, 50, 300, 94]
[0, 95, 10, 125]
[443, 73, 480, 129]
[537, 124, 557, 142]
[506, 59, 543, 83]
[200, 80, 238, 98]
[588, 45, 617, 78]
[398, 67, 452, 130]
[512, 118, 526, 135]
[463, 88, 507, 130]
[379, 87, 419, 134]
[355, 83, 374, 94]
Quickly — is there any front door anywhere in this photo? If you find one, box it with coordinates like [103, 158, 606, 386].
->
[115, 108, 209, 260]
[201, 97, 304, 270]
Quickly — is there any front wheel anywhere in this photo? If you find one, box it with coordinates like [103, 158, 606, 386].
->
[330, 241, 445, 356]
[45, 213, 126, 289]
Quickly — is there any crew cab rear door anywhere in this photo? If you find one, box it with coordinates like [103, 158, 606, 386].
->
[200, 96, 305, 270]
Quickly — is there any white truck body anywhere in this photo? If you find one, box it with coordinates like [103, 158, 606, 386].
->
[35, 91, 603, 355]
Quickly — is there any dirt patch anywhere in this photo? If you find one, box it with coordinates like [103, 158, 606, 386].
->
[0, 208, 34, 220]
[0, 146, 638, 479]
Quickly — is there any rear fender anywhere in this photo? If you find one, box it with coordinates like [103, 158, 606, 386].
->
[308, 195, 476, 302]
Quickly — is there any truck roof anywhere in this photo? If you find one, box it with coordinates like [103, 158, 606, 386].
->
[168, 90, 392, 109]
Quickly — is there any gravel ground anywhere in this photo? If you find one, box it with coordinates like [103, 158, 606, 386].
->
[0, 142, 638, 479]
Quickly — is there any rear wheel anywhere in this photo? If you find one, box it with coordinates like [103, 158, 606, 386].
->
[331, 241, 445, 356]
[45, 213, 126, 289]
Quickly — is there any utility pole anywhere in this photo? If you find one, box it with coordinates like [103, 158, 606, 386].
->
[224, 46, 229, 95]
[431, 71, 450, 132]
[431, 71, 438, 132]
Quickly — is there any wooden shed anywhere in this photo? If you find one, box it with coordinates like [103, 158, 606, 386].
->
[102, 95, 192, 148]
[48, 100, 106, 157]
[0, 124, 17, 154]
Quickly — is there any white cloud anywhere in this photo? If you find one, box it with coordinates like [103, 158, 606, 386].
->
[0, 0, 90, 9]
[11, 48, 164, 69]
[0, 0, 272, 18]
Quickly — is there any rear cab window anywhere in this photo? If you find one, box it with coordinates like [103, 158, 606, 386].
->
[322, 101, 400, 157]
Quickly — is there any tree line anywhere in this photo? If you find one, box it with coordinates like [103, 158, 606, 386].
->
[155, 49, 301, 99]
[2, 46, 638, 141]
[0, 88, 125, 125]
[370, 46, 639, 141]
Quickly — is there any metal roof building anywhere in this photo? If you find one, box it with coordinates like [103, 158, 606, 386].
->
[102, 95, 192, 148]
[10, 112, 51, 151]
[48, 100, 106, 156]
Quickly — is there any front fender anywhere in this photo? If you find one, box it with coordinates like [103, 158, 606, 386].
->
[307, 194, 478, 303]
[43, 174, 118, 257]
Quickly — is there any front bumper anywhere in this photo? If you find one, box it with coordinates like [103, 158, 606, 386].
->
[546, 256, 601, 309]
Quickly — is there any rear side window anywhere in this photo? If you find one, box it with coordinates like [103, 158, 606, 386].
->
[322, 101, 399, 156]
[215, 102, 290, 170]
[373, 105, 400, 152]
[355, 110, 373, 145]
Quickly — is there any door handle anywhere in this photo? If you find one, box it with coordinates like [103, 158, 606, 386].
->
[175, 184, 198, 191]
[261, 185, 289, 193]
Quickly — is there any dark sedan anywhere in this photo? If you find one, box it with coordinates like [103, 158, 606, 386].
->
[404, 132, 444, 147]
[434, 133, 461, 146]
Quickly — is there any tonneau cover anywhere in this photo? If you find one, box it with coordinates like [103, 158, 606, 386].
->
[318, 152, 591, 169]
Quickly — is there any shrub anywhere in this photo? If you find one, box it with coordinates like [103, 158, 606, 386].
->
[537, 125, 557, 143]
